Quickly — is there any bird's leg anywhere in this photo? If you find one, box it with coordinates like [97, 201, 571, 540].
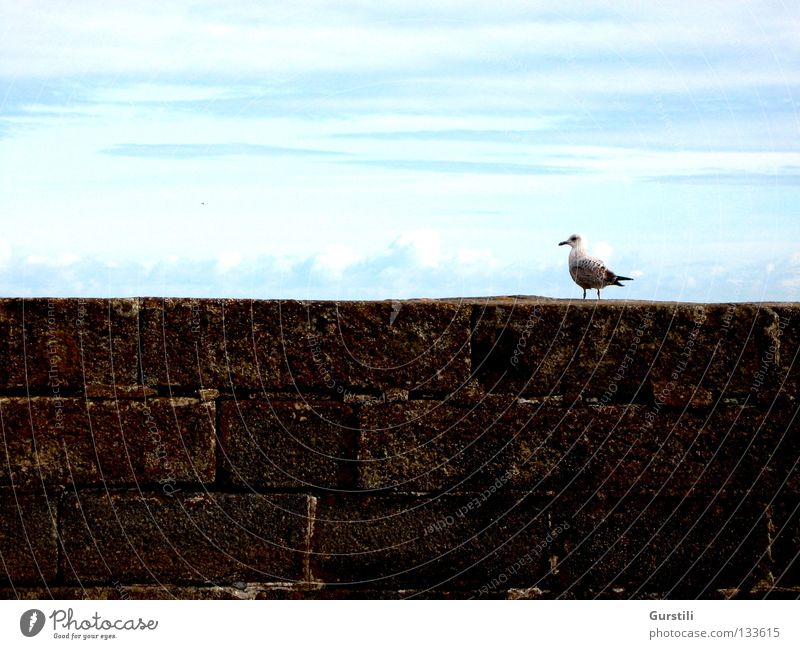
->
[596, 289, 601, 299]
[582, 288, 586, 299]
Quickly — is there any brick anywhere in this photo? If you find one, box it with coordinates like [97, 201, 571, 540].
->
[220, 400, 356, 489]
[61, 492, 310, 584]
[714, 586, 800, 599]
[139, 299, 472, 391]
[0, 585, 261, 600]
[0, 397, 215, 488]
[198, 389, 219, 402]
[109, 585, 254, 600]
[359, 402, 800, 497]
[310, 301, 472, 392]
[0, 400, 31, 485]
[0, 587, 118, 600]
[547, 495, 770, 597]
[253, 587, 490, 599]
[770, 305, 800, 404]
[0, 584, 494, 600]
[358, 402, 584, 493]
[472, 302, 779, 402]
[771, 500, 800, 588]
[35, 584, 484, 600]
[139, 299, 267, 389]
[0, 488, 58, 584]
[573, 405, 800, 497]
[506, 586, 663, 599]
[6, 584, 494, 599]
[472, 302, 658, 399]
[0, 298, 139, 390]
[311, 494, 552, 589]
[648, 304, 774, 405]
[0, 297, 797, 601]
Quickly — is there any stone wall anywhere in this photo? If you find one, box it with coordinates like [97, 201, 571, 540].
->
[0, 297, 798, 599]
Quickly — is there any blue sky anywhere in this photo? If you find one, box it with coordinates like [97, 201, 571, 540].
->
[1, 0, 799, 301]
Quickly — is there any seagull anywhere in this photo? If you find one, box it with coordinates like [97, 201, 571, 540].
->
[559, 233, 633, 299]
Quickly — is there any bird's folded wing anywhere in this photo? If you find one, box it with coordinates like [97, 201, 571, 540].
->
[574, 256, 607, 285]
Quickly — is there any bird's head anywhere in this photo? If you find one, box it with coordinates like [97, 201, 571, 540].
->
[558, 233, 583, 249]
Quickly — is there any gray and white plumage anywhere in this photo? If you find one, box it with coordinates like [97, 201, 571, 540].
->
[558, 233, 632, 299]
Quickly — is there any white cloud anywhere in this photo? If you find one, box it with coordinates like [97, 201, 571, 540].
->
[1, 2, 798, 305]
[456, 248, 505, 275]
[90, 83, 256, 104]
[271, 256, 299, 274]
[216, 250, 242, 273]
[781, 276, 800, 291]
[2, 1, 797, 87]
[22, 252, 79, 267]
[533, 146, 800, 180]
[313, 245, 360, 277]
[593, 241, 614, 262]
[56, 253, 80, 267]
[398, 230, 441, 267]
[457, 248, 490, 265]
[0, 238, 11, 269]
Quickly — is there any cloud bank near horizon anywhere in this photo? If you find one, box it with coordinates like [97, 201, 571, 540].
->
[1, 1, 798, 301]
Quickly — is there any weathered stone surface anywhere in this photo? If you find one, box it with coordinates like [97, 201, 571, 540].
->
[139, 299, 471, 391]
[0, 585, 491, 599]
[252, 587, 492, 599]
[574, 405, 800, 497]
[220, 400, 356, 489]
[0, 489, 57, 583]
[0, 298, 797, 599]
[85, 386, 157, 399]
[771, 501, 800, 588]
[303, 301, 472, 392]
[0, 397, 215, 487]
[715, 586, 800, 599]
[506, 586, 663, 599]
[359, 403, 800, 496]
[311, 494, 551, 589]
[0, 298, 139, 390]
[139, 298, 265, 389]
[0, 585, 273, 600]
[472, 302, 782, 402]
[0, 401, 31, 485]
[647, 304, 771, 405]
[0, 586, 120, 600]
[769, 305, 800, 404]
[358, 402, 584, 493]
[547, 495, 770, 597]
[61, 492, 310, 584]
[472, 301, 658, 398]
[198, 389, 219, 402]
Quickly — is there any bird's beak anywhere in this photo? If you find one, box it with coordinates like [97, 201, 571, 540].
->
[558, 241, 568, 246]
